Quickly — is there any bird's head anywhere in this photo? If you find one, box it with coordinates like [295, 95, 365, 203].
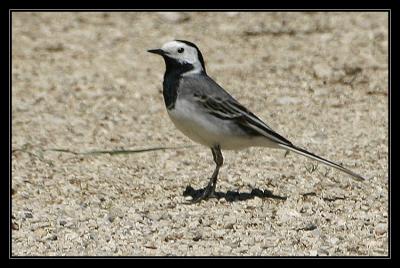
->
[148, 40, 206, 75]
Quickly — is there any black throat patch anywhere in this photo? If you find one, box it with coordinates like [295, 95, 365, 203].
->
[162, 56, 195, 110]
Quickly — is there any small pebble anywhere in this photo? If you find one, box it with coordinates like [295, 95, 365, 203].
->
[107, 214, 116, 223]
[312, 229, 321, 238]
[228, 241, 240, 249]
[246, 197, 263, 207]
[313, 63, 333, 79]
[330, 237, 339, 245]
[225, 12, 239, 17]
[276, 96, 301, 105]
[47, 234, 58, 241]
[317, 248, 329, 256]
[224, 222, 235, 229]
[304, 223, 318, 231]
[157, 12, 190, 24]
[12, 222, 19, 230]
[184, 196, 193, 201]
[374, 223, 387, 235]
[193, 233, 202, 242]
[261, 241, 275, 249]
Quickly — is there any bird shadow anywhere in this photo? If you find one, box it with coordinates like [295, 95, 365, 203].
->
[183, 185, 287, 203]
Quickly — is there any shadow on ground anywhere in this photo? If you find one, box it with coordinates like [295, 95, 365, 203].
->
[183, 185, 287, 203]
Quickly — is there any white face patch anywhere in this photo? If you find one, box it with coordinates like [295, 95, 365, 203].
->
[160, 41, 204, 74]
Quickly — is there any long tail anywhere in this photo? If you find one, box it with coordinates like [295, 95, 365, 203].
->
[278, 144, 366, 181]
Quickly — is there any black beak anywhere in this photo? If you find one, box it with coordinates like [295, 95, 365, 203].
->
[147, 49, 165, 55]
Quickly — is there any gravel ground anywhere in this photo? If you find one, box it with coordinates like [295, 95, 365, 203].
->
[11, 12, 388, 256]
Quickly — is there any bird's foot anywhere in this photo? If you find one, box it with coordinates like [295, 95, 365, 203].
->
[191, 183, 216, 203]
[183, 182, 217, 203]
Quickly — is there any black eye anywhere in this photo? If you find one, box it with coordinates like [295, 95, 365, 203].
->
[177, 47, 184, 53]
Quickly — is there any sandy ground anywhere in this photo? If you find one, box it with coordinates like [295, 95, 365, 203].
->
[11, 12, 388, 256]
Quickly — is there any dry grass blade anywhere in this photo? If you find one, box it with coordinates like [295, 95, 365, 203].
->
[46, 145, 196, 156]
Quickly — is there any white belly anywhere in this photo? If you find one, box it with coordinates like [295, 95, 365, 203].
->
[167, 98, 277, 150]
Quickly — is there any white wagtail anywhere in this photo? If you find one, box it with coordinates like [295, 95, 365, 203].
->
[148, 40, 366, 202]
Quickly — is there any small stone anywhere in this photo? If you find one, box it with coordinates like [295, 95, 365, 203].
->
[244, 23, 265, 36]
[277, 208, 301, 223]
[107, 207, 123, 223]
[157, 12, 190, 24]
[374, 223, 387, 235]
[304, 223, 318, 231]
[105, 235, 111, 242]
[359, 204, 369, 211]
[312, 131, 328, 141]
[242, 237, 255, 246]
[148, 212, 162, 222]
[249, 245, 261, 255]
[317, 248, 329, 256]
[261, 238, 276, 249]
[261, 242, 273, 249]
[107, 214, 116, 223]
[144, 242, 157, 249]
[214, 229, 226, 239]
[225, 12, 239, 17]
[343, 65, 362, 75]
[47, 234, 58, 241]
[223, 215, 236, 229]
[33, 228, 47, 240]
[336, 217, 346, 226]
[276, 96, 301, 105]
[193, 233, 202, 241]
[330, 237, 339, 245]
[184, 196, 193, 201]
[246, 197, 263, 208]
[24, 212, 33, 219]
[224, 222, 235, 229]
[228, 241, 240, 249]
[313, 63, 333, 79]
[312, 229, 321, 238]
[45, 43, 64, 52]
[12, 222, 19, 230]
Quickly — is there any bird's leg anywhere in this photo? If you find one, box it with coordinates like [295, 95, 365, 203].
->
[209, 146, 223, 194]
[192, 145, 223, 202]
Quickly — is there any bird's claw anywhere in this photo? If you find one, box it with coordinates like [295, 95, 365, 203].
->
[184, 181, 218, 203]
[191, 184, 216, 203]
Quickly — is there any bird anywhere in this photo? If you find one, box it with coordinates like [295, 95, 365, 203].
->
[148, 40, 366, 202]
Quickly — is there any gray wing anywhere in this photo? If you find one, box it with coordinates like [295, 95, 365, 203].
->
[179, 75, 294, 146]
